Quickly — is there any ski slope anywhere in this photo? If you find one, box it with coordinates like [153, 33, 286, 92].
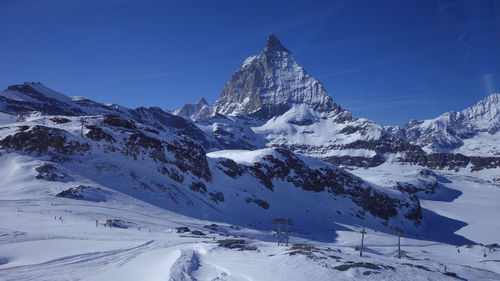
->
[1, 153, 499, 281]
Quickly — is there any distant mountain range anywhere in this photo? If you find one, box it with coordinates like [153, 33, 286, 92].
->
[0, 34, 498, 236]
[174, 35, 500, 169]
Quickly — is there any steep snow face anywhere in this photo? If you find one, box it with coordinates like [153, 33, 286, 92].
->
[213, 35, 348, 120]
[194, 115, 267, 150]
[403, 93, 500, 155]
[252, 104, 385, 157]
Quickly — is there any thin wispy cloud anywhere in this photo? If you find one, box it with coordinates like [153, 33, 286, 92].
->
[129, 72, 175, 79]
[343, 95, 435, 112]
[320, 59, 398, 78]
[107, 72, 176, 82]
[320, 36, 481, 78]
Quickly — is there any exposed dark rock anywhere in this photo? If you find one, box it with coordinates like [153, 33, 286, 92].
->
[103, 114, 136, 129]
[144, 128, 159, 134]
[85, 125, 115, 143]
[209, 191, 225, 203]
[245, 197, 269, 209]
[217, 239, 245, 248]
[50, 117, 71, 124]
[56, 185, 106, 202]
[339, 126, 358, 135]
[104, 219, 129, 228]
[404, 195, 423, 221]
[166, 139, 212, 182]
[123, 132, 167, 163]
[36, 164, 66, 181]
[158, 167, 184, 183]
[322, 155, 385, 168]
[443, 272, 460, 278]
[189, 181, 207, 194]
[396, 182, 437, 195]
[126, 133, 162, 151]
[204, 224, 218, 231]
[217, 159, 246, 178]
[401, 263, 433, 272]
[287, 118, 316, 126]
[175, 226, 190, 233]
[334, 262, 381, 271]
[248, 165, 274, 190]
[0, 125, 90, 155]
[470, 156, 500, 171]
[400, 152, 500, 171]
[131, 107, 215, 150]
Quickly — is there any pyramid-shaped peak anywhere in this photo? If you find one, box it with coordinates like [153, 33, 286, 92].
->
[264, 34, 289, 53]
[197, 97, 208, 105]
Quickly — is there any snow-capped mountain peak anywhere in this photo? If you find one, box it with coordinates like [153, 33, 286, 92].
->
[263, 33, 290, 53]
[197, 97, 208, 105]
[212, 34, 346, 120]
[460, 93, 499, 125]
[174, 96, 210, 119]
[403, 93, 500, 155]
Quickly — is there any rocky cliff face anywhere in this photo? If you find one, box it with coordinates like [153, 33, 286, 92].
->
[213, 34, 349, 121]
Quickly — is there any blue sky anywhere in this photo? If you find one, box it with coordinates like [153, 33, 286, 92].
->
[0, 0, 499, 125]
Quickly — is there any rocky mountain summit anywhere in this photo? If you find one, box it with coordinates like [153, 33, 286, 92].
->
[212, 34, 349, 121]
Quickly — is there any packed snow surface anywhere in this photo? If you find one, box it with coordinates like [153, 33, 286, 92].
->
[1, 149, 500, 280]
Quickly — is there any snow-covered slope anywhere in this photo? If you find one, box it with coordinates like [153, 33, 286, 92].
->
[0, 87, 424, 235]
[2, 170, 499, 281]
[403, 93, 500, 156]
[195, 115, 267, 150]
[252, 104, 386, 158]
[1, 147, 499, 281]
